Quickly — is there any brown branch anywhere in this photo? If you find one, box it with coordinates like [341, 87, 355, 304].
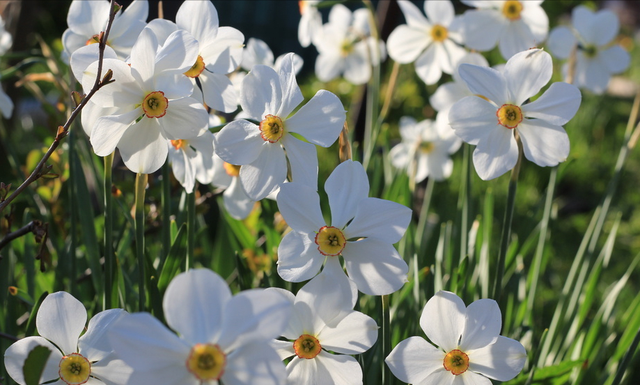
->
[0, 220, 38, 252]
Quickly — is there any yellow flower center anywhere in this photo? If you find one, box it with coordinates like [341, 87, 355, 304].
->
[341, 39, 356, 57]
[186, 343, 226, 381]
[443, 349, 469, 376]
[502, 0, 523, 21]
[496, 104, 523, 129]
[171, 139, 187, 150]
[142, 91, 169, 119]
[259, 115, 285, 143]
[293, 334, 322, 359]
[581, 45, 598, 58]
[315, 226, 346, 256]
[419, 141, 434, 154]
[430, 25, 448, 43]
[58, 353, 91, 385]
[184, 55, 206, 78]
[223, 162, 241, 177]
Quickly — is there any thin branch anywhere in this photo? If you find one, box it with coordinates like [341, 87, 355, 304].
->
[0, 221, 37, 252]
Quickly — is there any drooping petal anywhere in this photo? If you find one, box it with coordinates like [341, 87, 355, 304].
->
[462, 9, 504, 52]
[385, 336, 445, 384]
[90, 108, 141, 156]
[440, 39, 468, 75]
[175, 0, 219, 44]
[448, 96, 500, 146]
[277, 231, 324, 282]
[66, 0, 109, 37]
[503, 49, 552, 105]
[498, 20, 536, 60]
[430, 80, 467, 112]
[324, 160, 369, 229]
[546, 27, 577, 60]
[241, 64, 282, 119]
[600, 45, 631, 74]
[36, 292, 87, 355]
[4, 336, 63, 384]
[80, 58, 139, 108]
[116, 118, 166, 174]
[318, 310, 378, 354]
[242, 38, 275, 70]
[389, 142, 411, 171]
[387, 25, 430, 64]
[520, 2, 549, 44]
[574, 52, 610, 94]
[472, 126, 518, 180]
[414, 44, 443, 85]
[343, 43, 372, 85]
[343, 238, 408, 295]
[276, 53, 304, 118]
[223, 177, 255, 220]
[78, 309, 127, 362]
[425, 0, 455, 26]
[315, 52, 344, 83]
[420, 291, 467, 352]
[240, 144, 287, 200]
[214, 120, 263, 165]
[285, 90, 346, 147]
[459, 299, 501, 351]
[223, 343, 286, 385]
[282, 136, 319, 191]
[170, 147, 195, 193]
[344, 197, 411, 244]
[517, 119, 570, 167]
[467, 336, 527, 381]
[277, 182, 325, 233]
[458, 64, 508, 105]
[521, 82, 581, 126]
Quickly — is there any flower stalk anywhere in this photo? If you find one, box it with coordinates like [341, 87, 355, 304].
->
[135, 172, 148, 312]
[103, 153, 114, 309]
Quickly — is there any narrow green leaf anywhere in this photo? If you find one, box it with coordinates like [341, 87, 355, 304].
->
[157, 224, 187, 293]
[23, 345, 51, 385]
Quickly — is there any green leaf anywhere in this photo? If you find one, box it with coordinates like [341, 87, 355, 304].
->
[23, 345, 51, 385]
[512, 360, 585, 384]
[157, 224, 187, 293]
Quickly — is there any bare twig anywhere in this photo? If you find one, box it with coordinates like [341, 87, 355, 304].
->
[0, 221, 39, 252]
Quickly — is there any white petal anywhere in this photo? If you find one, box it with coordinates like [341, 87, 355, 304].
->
[89, 354, 134, 385]
[345, 197, 411, 244]
[223, 177, 255, 220]
[0, 86, 13, 119]
[472, 125, 518, 180]
[240, 144, 287, 200]
[462, 9, 504, 52]
[441, 39, 468, 75]
[282, 136, 318, 191]
[81, 58, 139, 107]
[129, 28, 159, 86]
[4, 336, 63, 384]
[468, 336, 527, 381]
[199, 71, 238, 113]
[572, 5, 596, 44]
[277, 230, 324, 282]
[343, 238, 408, 295]
[397, 0, 430, 28]
[176, 0, 219, 44]
[36, 292, 86, 354]
[431, 82, 468, 112]
[521, 82, 581, 126]
[425, 0, 455, 26]
[118, 118, 168, 174]
[591, 9, 619, 47]
[448, 96, 500, 146]
[343, 44, 372, 85]
[498, 20, 536, 60]
[517, 119, 570, 167]
[385, 336, 444, 384]
[312, 352, 363, 384]
[520, 3, 548, 44]
[415, 44, 443, 85]
[170, 146, 195, 193]
[287, 356, 322, 384]
[70, 44, 118, 83]
[315, 52, 344, 83]
[458, 64, 508, 105]
[90, 109, 141, 156]
[163, 269, 231, 345]
[155, 30, 200, 75]
[285, 90, 346, 147]
[78, 309, 127, 362]
[325, 160, 369, 229]
[200, 26, 245, 74]
[213, 120, 263, 165]
[318, 310, 378, 354]
[575, 52, 610, 94]
[387, 25, 429, 64]
[241, 65, 282, 119]
[328, 3, 353, 29]
[424, 369, 457, 385]
[546, 26, 576, 60]
[66, 0, 109, 36]
[159, 97, 208, 140]
[600, 45, 631, 74]
[277, 182, 325, 233]
[503, 49, 552, 105]
[276, 53, 304, 118]
[460, 371, 492, 385]
[242, 38, 274, 70]
[81, 101, 116, 138]
[459, 299, 501, 351]
[389, 142, 411, 170]
[274, 53, 304, 75]
[223, 343, 286, 385]
[420, 290, 466, 352]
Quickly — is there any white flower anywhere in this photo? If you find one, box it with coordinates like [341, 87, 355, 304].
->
[448, 49, 581, 180]
[314, 4, 385, 85]
[386, 291, 527, 384]
[387, 0, 467, 85]
[4, 292, 129, 385]
[461, 0, 548, 59]
[276, 160, 411, 295]
[211, 152, 255, 220]
[547, 5, 630, 94]
[0, 16, 12, 55]
[214, 53, 346, 200]
[82, 28, 208, 174]
[270, 263, 378, 384]
[298, 0, 323, 47]
[389, 117, 461, 182]
[430, 52, 489, 114]
[108, 268, 291, 385]
[62, 0, 148, 61]
[168, 131, 216, 194]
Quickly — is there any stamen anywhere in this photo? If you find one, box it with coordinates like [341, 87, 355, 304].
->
[259, 115, 285, 143]
[171, 139, 186, 150]
[315, 226, 346, 256]
[496, 104, 523, 129]
[443, 349, 470, 376]
[430, 25, 448, 43]
[502, 0, 523, 21]
[142, 91, 169, 119]
[293, 334, 322, 359]
[58, 353, 91, 385]
[186, 343, 226, 381]
[184, 55, 206, 78]
[420, 141, 434, 154]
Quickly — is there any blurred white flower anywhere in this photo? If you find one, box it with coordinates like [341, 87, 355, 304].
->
[214, 53, 345, 200]
[62, 0, 148, 61]
[389, 117, 461, 182]
[211, 153, 255, 220]
[241, 37, 303, 74]
[108, 269, 291, 385]
[386, 291, 527, 384]
[430, 52, 489, 113]
[387, 0, 466, 85]
[547, 5, 630, 94]
[276, 160, 411, 295]
[0, 16, 13, 118]
[461, 0, 548, 59]
[4, 292, 129, 385]
[298, 0, 323, 47]
[168, 131, 216, 194]
[314, 4, 385, 85]
[448, 49, 581, 180]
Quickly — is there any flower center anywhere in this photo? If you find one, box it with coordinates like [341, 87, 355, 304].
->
[85, 32, 104, 46]
[502, 0, 523, 21]
[581, 44, 598, 58]
[186, 343, 226, 381]
[419, 141, 434, 154]
[443, 349, 469, 376]
[293, 334, 322, 359]
[184, 55, 206, 78]
[496, 104, 523, 129]
[171, 139, 187, 150]
[430, 25, 448, 43]
[223, 162, 241, 177]
[142, 91, 169, 119]
[259, 115, 285, 143]
[58, 353, 91, 385]
[315, 226, 346, 256]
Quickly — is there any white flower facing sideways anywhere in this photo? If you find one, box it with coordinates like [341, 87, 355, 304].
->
[214, 53, 346, 201]
[270, 263, 378, 385]
[276, 160, 412, 295]
[108, 268, 292, 385]
[390, 116, 461, 182]
[62, 0, 148, 61]
[386, 291, 527, 385]
[211, 151, 256, 220]
[448, 49, 582, 180]
[547, 5, 630, 94]
[298, 0, 323, 48]
[168, 130, 216, 194]
[4, 291, 129, 385]
[461, 0, 548, 60]
[81, 27, 208, 174]
[241, 37, 304, 75]
[387, 0, 467, 85]
[314, 4, 385, 85]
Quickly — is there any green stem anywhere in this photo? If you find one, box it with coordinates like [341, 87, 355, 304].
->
[187, 191, 196, 271]
[458, 144, 472, 263]
[161, 161, 171, 263]
[135, 173, 147, 312]
[68, 130, 77, 296]
[381, 294, 391, 385]
[362, 0, 380, 170]
[103, 153, 114, 310]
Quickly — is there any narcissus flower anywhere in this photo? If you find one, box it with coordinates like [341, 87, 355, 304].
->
[386, 291, 527, 385]
[242, 37, 303, 74]
[276, 160, 411, 295]
[461, 0, 548, 59]
[168, 131, 216, 194]
[214, 53, 346, 200]
[387, 0, 467, 85]
[298, 0, 323, 48]
[4, 292, 129, 385]
[448, 49, 581, 180]
[270, 262, 378, 384]
[108, 268, 291, 385]
[547, 5, 630, 94]
[211, 152, 256, 220]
